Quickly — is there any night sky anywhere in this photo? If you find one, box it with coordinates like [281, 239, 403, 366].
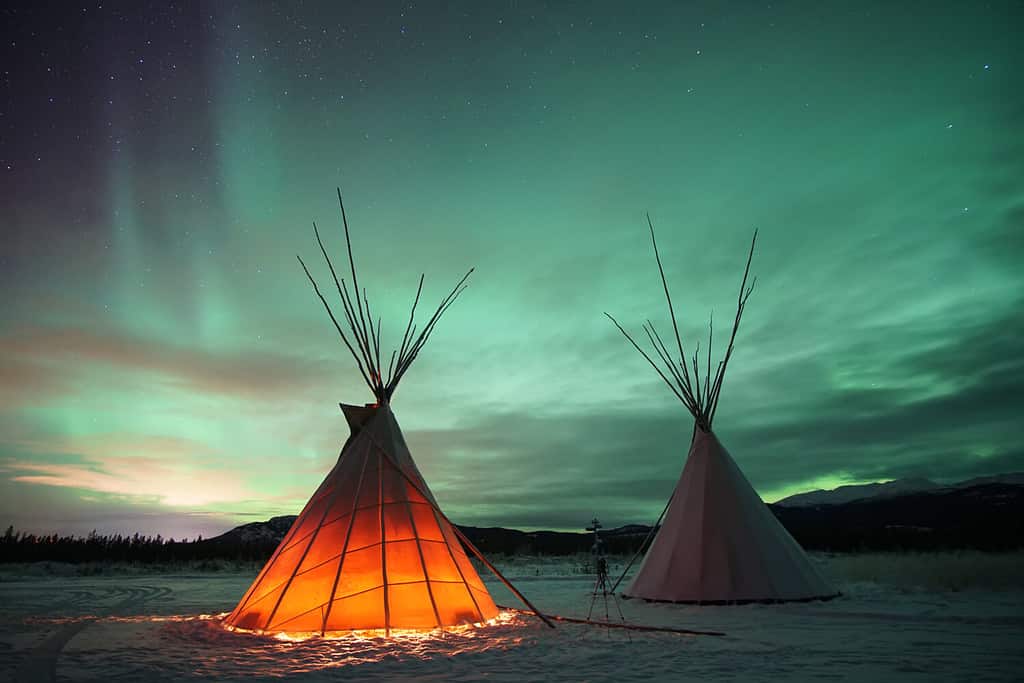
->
[2, 1, 1021, 539]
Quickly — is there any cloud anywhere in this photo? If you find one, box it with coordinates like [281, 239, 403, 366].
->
[2, 434, 252, 507]
[394, 296, 1024, 529]
[403, 407, 700, 530]
[0, 475, 243, 539]
[0, 425, 338, 537]
[0, 355, 71, 409]
[0, 324, 340, 406]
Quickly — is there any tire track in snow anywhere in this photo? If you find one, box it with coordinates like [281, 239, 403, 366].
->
[12, 583, 170, 683]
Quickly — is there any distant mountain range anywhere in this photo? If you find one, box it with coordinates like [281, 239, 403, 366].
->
[207, 515, 650, 557]
[205, 474, 1024, 555]
[774, 473, 1024, 507]
[773, 480, 1024, 552]
[213, 515, 297, 546]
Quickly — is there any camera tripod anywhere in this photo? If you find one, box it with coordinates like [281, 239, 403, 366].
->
[585, 518, 629, 639]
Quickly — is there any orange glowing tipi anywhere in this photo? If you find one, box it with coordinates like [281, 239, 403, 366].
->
[226, 190, 540, 636]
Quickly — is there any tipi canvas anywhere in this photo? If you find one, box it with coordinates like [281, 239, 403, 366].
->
[608, 219, 838, 604]
[225, 403, 499, 633]
[225, 189, 541, 636]
[625, 429, 837, 603]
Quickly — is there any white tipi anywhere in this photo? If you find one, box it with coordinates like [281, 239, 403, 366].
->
[607, 219, 838, 604]
[225, 190, 551, 635]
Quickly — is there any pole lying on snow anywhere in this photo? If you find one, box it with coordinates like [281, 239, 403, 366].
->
[447, 523, 557, 629]
[381, 437, 718, 637]
[500, 606, 726, 637]
[386, 456, 556, 629]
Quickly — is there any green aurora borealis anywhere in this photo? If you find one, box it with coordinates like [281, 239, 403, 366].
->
[1, 1, 1022, 538]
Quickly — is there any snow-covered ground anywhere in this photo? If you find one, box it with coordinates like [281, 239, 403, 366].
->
[1, 555, 1022, 682]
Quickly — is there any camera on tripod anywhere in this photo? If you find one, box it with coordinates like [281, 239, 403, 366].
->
[584, 516, 627, 633]
[587, 517, 609, 581]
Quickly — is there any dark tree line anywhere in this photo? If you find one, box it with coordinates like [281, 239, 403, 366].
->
[0, 525, 276, 564]
[3, 482, 1021, 565]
